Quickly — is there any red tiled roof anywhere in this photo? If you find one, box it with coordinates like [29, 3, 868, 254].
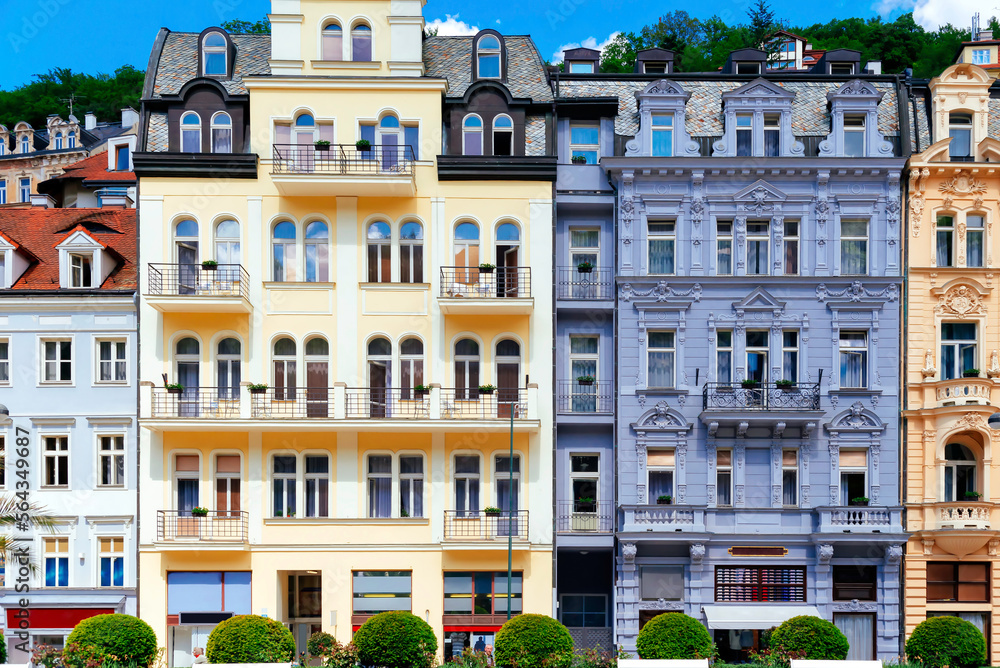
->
[0, 208, 136, 291]
[772, 29, 809, 43]
[50, 152, 136, 185]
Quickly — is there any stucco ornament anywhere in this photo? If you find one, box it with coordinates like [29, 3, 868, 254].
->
[690, 543, 706, 564]
[955, 412, 985, 431]
[939, 172, 987, 196]
[842, 401, 875, 428]
[939, 284, 986, 315]
[621, 281, 702, 303]
[622, 542, 637, 562]
[816, 281, 899, 303]
[921, 349, 937, 378]
[885, 544, 903, 565]
[834, 600, 877, 612]
[650, 401, 681, 428]
[640, 598, 684, 611]
[817, 544, 834, 564]
[989, 351, 1000, 378]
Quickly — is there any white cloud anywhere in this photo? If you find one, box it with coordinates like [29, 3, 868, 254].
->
[874, 0, 991, 29]
[551, 31, 621, 64]
[425, 14, 480, 36]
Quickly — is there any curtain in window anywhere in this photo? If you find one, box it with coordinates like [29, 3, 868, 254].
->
[840, 351, 865, 388]
[648, 351, 674, 388]
[649, 471, 673, 499]
[782, 471, 797, 506]
[177, 479, 199, 514]
[648, 240, 674, 274]
[841, 240, 867, 274]
[835, 614, 874, 660]
[368, 456, 391, 518]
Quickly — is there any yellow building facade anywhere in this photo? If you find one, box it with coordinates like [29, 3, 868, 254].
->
[904, 63, 1000, 657]
[134, 1, 555, 663]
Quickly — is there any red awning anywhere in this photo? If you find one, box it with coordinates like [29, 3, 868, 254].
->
[6, 608, 115, 630]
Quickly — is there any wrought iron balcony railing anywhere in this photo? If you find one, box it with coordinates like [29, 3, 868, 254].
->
[345, 388, 431, 419]
[702, 382, 821, 411]
[439, 267, 531, 299]
[443, 510, 529, 541]
[555, 267, 614, 300]
[556, 501, 614, 532]
[556, 380, 613, 414]
[439, 388, 528, 420]
[151, 388, 241, 419]
[272, 143, 415, 176]
[147, 264, 250, 299]
[157, 510, 248, 542]
[252, 387, 335, 419]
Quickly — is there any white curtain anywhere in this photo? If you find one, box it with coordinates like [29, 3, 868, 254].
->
[835, 614, 874, 660]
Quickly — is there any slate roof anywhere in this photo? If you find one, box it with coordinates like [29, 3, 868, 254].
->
[0, 208, 136, 291]
[423, 36, 553, 102]
[991, 99, 1000, 140]
[558, 78, 901, 141]
[150, 31, 272, 99]
[912, 94, 932, 153]
[146, 113, 169, 152]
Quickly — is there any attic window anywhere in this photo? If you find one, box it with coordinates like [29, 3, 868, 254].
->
[643, 62, 667, 74]
[949, 113, 973, 160]
[477, 35, 502, 79]
[203, 32, 227, 76]
[568, 61, 594, 74]
[20, 137, 29, 153]
[830, 63, 854, 75]
[736, 62, 761, 74]
[70, 253, 93, 288]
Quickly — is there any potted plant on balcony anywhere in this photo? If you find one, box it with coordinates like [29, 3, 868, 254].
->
[577, 374, 596, 386]
[775, 379, 797, 390]
[355, 139, 372, 152]
[478, 262, 496, 274]
[484, 506, 502, 516]
[191, 506, 209, 517]
[657, 495, 673, 505]
[850, 496, 870, 507]
[165, 383, 184, 395]
[286, 509, 296, 518]
[314, 139, 331, 152]
[964, 491, 984, 501]
[571, 155, 588, 164]
[478, 384, 496, 395]
[964, 368, 981, 378]
[414, 384, 430, 397]
[575, 496, 596, 513]
[201, 259, 218, 271]
[741, 379, 760, 389]
[577, 260, 594, 274]
[248, 383, 268, 394]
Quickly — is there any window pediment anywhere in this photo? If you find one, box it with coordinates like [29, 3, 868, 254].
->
[627, 80, 698, 157]
[714, 80, 803, 157]
[722, 78, 795, 104]
[732, 286, 785, 312]
[819, 79, 893, 158]
[632, 401, 693, 438]
[932, 280, 989, 316]
[733, 180, 787, 214]
[826, 401, 885, 435]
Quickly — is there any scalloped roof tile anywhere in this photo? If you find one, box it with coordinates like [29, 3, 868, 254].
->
[151, 32, 271, 99]
[423, 36, 553, 102]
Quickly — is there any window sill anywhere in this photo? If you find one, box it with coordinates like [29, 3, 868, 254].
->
[359, 282, 430, 290]
[310, 60, 381, 69]
[264, 517, 429, 525]
[637, 388, 687, 395]
[262, 281, 336, 289]
[831, 388, 881, 395]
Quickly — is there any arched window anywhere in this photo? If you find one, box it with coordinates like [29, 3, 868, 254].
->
[944, 443, 977, 502]
[55, 133, 63, 150]
[203, 32, 228, 76]
[367, 337, 392, 418]
[496, 339, 521, 417]
[367, 222, 391, 283]
[272, 221, 297, 281]
[305, 337, 330, 418]
[378, 115, 401, 170]
[217, 337, 241, 399]
[400, 338, 424, 399]
[462, 115, 483, 156]
[352, 23, 372, 61]
[454, 222, 480, 268]
[211, 112, 232, 153]
[181, 112, 201, 153]
[493, 115, 513, 156]
[175, 337, 200, 416]
[214, 220, 241, 278]
[68, 131, 75, 149]
[305, 221, 329, 282]
[496, 222, 521, 296]
[174, 219, 199, 294]
[399, 221, 423, 283]
[322, 21, 343, 60]
[292, 114, 316, 171]
[273, 337, 297, 399]
[455, 338, 480, 399]
[476, 35, 501, 78]
[20, 136, 30, 154]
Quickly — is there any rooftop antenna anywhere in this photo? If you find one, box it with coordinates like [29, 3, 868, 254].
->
[59, 93, 86, 118]
[972, 12, 980, 40]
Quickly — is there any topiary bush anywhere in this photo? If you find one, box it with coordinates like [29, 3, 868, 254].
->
[494, 614, 574, 668]
[206, 614, 296, 663]
[352, 611, 437, 668]
[308, 631, 336, 659]
[64, 614, 159, 668]
[905, 615, 987, 668]
[635, 612, 716, 660]
[769, 616, 848, 661]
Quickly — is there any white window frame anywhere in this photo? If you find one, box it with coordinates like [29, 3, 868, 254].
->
[0, 336, 9, 385]
[940, 322, 978, 381]
[304, 453, 331, 518]
[271, 221, 297, 282]
[840, 219, 869, 275]
[97, 434, 125, 488]
[839, 330, 869, 389]
[366, 453, 393, 519]
[202, 32, 228, 76]
[399, 221, 423, 284]
[647, 220, 676, 275]
[716, 449, 732, 506]
[745, 330, 769, 382]
[569, 122, 600, 164]
[215, 453, 242, 515]
[717, 220, 733, 275]
[782, 449, 798, 507]
[97, 536, 125, 588]
[95, 337, 128, 385]
[180, 111, 202, 154]
[763, 113, 780, 157]
[736, 114, 753, 156]
[782, 330, 799, 383]
[43, 435, 69, 488]
[493, 453, 521, 511]
[272, 454, 297, 518]
[647, 449, 675, 503]
[210, 112, 232, 154]
[462, 114, 484, 156]
[453, 453, 481, 514]
[783, 220, 799, 275]
[569, 453, 600, 508]
[476, 35, 502, 79]
[746, 220, 770, 276]
[935, 215, 955, 267]
[492, 114, 513, 156]
[651, 113, 673, 157]
[716, 330, 733, 384]
[646, 331, 676, 389]
[40, 337, 73, 385]
[844, 115, 866, 158]
[840, 451, 869, 505]
[69, 252, 93, 288]
[0, 179, 6, 205]
[399, 453, 425, 519]
[18, 177, 30, 203]
[966, 214, 985, 268]
[972, 49, 989, 65]
[42, 536, 69, 587]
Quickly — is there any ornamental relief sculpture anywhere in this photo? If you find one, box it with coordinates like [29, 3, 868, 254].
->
[938, 171, 988, 197]
[937, 284, 986, 316]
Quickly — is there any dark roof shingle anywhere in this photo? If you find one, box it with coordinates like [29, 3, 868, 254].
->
[151, 32, 271, 99]
[423, 36, 553, 102]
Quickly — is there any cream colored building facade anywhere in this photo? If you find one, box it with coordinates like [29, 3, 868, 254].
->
[904, 63, 1000, 658]
[135, 1, 554, 663]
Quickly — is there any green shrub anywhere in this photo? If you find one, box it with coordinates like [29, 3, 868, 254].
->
[905, 615, 987, 668]
[495, 614, 574, 668]
[308, 632, 336, 658]
[769, 616, 848, 662]
[635, 613, 715, 660]
[206, 614, 296, 663]
[64, 614, 159, 668]
[353, 611, 437, 668]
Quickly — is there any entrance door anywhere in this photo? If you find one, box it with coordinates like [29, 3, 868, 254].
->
[306, 360, 329, 418]
[834, 614, 874, 660]
[177, 243, 198, 295]
[177, 360, 200, 417]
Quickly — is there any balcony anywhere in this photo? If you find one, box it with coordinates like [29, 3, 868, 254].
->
[270, 144, 415, 197]
[440, 388, 527, 420]
[443, 510, 529, 543]
[931, 378, 994, 407]
[817, 506, 900, 533]
[145, 264, 251, 313]
[151, 388, 241, 419]
[345, 388, 431, 419]
[621, 504, 705, 533]
[556, 380, 614, 415]
[156, 510, 248, 545]
[703, 382, 821, 411]
[438, 267, 532, 314]
[556, 267, 614, 302]
[556, 501, 614, 532]
[935, 502, 993, 530]
[252, 387, 335, 419]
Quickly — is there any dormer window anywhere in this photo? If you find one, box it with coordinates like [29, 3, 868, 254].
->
[764, 114, 780, 157]
[830, 63, 854, 75]
[322, 22, 343, 60]
[949, 113, 972, 160]
[68, 131, 75, 148]
[181, 112, 201, 153]
[644, 62, 667, 74]
[736, 115, 752, 156]
[352, 23, 372, 61]
[202, 32, 227, 76]
[211, 112, 232, 153]
[462, 115, 483, 156]
[477, 36, 501, 79]
[115, 144, 130, 170]
[493, 115, 513, 156]
[568, 61, 594, 74]
[651, 114, 673, 157]
[55, 133, 63, 150]
[844, 116, 865, 157]
[70, 253, 93, 288]
[20, 137, 29, 153]
[736, 62, 761, 74]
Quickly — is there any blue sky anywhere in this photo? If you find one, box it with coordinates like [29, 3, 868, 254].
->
[0, 0, 973, 92]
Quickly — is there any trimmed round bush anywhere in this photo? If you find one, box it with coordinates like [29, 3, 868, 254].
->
[64, 614, 158, 668]
[906, 615, 987, 668]
[636, 613, 716, 660]
[206, 614, 296, 663]
[495, 614, 574, 668]
[353, 611, 437, 668]
[308, 631, 336, 658]
[770, 615, 848, 661]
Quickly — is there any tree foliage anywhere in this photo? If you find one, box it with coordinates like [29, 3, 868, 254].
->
[352, 611, 437, 668]
[905, 615, 987, 668]
[221, 17, 272, 34]
[64, 614, 159, 668]
[494, 614, 574, 668]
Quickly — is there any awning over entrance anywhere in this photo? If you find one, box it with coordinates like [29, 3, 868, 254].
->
[702, 605, 822, 630]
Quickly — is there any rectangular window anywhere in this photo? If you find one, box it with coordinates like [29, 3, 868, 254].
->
[570, 123, 600, 164]
[569, 335, 599, 412]
[569, 228, 599, 298]
[399, 455, 423, 518]
[367, 239, 390, 283]
[716, 331, 733, 385]
[927, 562, 989, 602]
[839, 331, 868, 389]
[844, 116, 866, 157]
[367, 454, 392, 518]
[746, 330, 769, 383]
[213, 454, 241, 517]
[97, 339, 127, 383]
[0, 179, 6, 205]
[941, 322, 977, 380]
[717, 449, 732, 506]
[99, 537, 124, 587]
[841, 219, 868, 274]
[115, 145, 130, 171]
[967, 214, 985, 267]
[640, 565, 684, 601]
[444, 571, 522, 615]
[403, 125, 420, 161]
[98, 435, 125, 487]
[647, 331, 675, 388]
[936, 215, 954, 267]
[746, 221, 769, 275]
[652, 114, 673, 156]
[69, 253, 93, 288]
[833, 565, 877, 601]
[716, 566, 806, 602]
[305, 455, 329, 518]
[783, 220, 799, 275]
[840, 450, 868, 504]
[561, 594, 607, 628]
[0, 338, 8, 384]
[42, 339, 72, 383]
[782, 450, 798, 506]
[736, 62, 761, 75]
[44, 538, 69, 587]
[454, 455, 480, 514]
[570, 454, 599, 512]
[831, 63, 854, 75]
[353, 571, 412, 614]
[736, 115, 753, 156]
[44, 436, 69, 487]
[782, 331, 798, 383]
[763, 113, 780, 157]
[288, 572, 322, 618]
[972, 49, 990, 65]
[647, 449, 674, 502]
[717, 220, 733, 275]
[647, 221, 675, 274]
[568, 61, 594, 73]
[0, 435, 5, 488]
[949, 113, 973, 159]
[19, 178, 30, 203]
[272, 455, 296, 518]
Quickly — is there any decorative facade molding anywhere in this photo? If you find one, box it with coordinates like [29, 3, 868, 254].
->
[816, 281, 899, 304]
[936, 283, 987, 316]
[833, 599, 878, 612]
[621, 281, 703, 303]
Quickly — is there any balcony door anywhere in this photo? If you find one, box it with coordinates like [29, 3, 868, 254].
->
[378, 115, 400, 172]
[496, 223, 520, 297]
[175, 219, 199, 296]
[368, 338, 391, 418]
[569, 335, 598, 412]
[215, 219, 241, 286]
[176, 337, 200, 417]
[305, 337, 330, 418]
[294, 114, 315, 172]
[495, 455, 520, 536]
[569, 228, 599, 299]
[496, 340, 521, 419]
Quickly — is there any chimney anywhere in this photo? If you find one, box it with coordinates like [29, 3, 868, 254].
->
[978, 29, 994, 41]
[29, 193, 56, 208]
[121, 107, 139, 129]
[97, 188, 132, 209]
[864, 60, 882, 75]
[85, 112, 97, 131]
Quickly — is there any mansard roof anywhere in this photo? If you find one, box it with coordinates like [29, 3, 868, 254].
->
[145, 29, 271, 100]
[423, 35, 553, 102]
